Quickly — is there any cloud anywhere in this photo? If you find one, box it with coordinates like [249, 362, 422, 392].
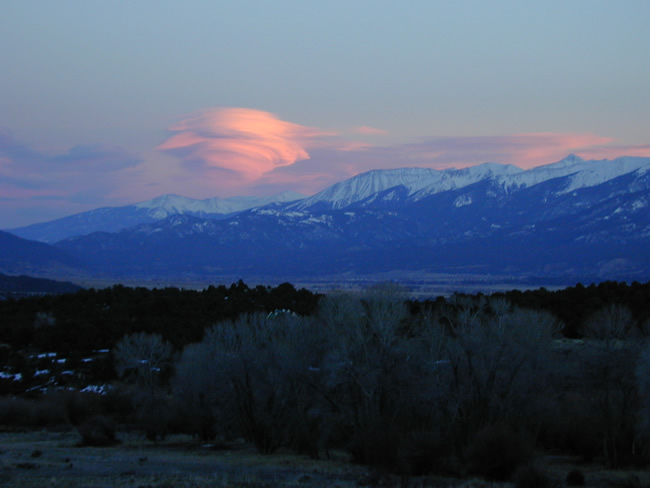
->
[157, 107, 335, 182]
[4, 108, 650, 229]
[352, 125, 388, 135]
[159, 109, 650, 200]
[50, 144, 142, 170]
[0, 130, 144, 227]
[248, 131, 650, 196]
[394, 132, 618, 169]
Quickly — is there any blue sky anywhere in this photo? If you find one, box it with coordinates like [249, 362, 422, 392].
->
[1, 1, 649, 228]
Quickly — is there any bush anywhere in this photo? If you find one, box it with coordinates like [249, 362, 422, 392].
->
[0, 397, 34, 427]
[30, 397, 68, 427]
[566, 469, 586, 486]
[77, 415, 119, 446]
[348, 423, 401, 469]
[465, 424, 532, 481]
[399, 430, 451, 476]
[514, 464, 560, 488]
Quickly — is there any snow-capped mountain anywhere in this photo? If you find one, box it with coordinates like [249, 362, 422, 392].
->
[49, 154, 650, 284]
[291, 163, 522, 210]
[133, 191, 305, 219]
[7, 191, 305, 243]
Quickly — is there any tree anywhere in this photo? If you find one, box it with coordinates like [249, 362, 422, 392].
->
[317, 284, 426, 467]
[579, 305, 640, 467]
[173, 312, 330, 454]
[113, 332, 173, 440]
[431, 298, 560, 456]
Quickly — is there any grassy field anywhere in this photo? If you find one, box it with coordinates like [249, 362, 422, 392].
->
[2, 430, 650, 488]
[0, 430, 369, 487]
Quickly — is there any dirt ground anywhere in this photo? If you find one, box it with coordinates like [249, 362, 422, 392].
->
[1, 430, 650, 488]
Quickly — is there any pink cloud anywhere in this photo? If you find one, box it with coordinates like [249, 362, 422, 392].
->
[158, 109, 650, 198]
[0, 131, 145, 227]
[158, 108, 335, 182]
[353, 125, 388, 135]
[249, 131, 650, 196]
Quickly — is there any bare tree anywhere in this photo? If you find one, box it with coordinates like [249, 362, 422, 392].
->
[432, 298, 560, 454]
[113, 332, 173, 440]
[579, 304, 640, 467]
[583, 304, 634, 340]
[635, 340, 650, 459]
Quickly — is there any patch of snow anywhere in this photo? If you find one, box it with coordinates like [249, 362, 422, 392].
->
[80, 384, 113, 395]
[133, 191, 306, 217]
[34, 369, 50, 376]
[454, 195, 473, 207]
[34, 352, 57, 359]
[301, 215, 331, 225]
[0, 372, 23, 381]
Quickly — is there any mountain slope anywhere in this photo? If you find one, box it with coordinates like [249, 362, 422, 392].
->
[0, 272, 82, 297]
[53, 155, 650, 283]
[7, 191, 305, 243]
[0, 230, 84, 276]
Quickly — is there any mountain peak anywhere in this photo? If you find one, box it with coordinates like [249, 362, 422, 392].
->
[554, 154, 585, 166]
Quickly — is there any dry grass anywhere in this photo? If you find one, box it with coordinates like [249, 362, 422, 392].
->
[2, 431, 650, 488]
[0, 430, 368, 487]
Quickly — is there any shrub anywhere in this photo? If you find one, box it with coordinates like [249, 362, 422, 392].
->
[77, 415, 119, 446]
[348, 423, 401, 469]
[0, 397, 34, 427]
[399, 430, 451, 476]
[514, 464, 560, 488]
[566, 469, 586, 486]
[30, 397, 68, 427]
[465, 424, 532, 481]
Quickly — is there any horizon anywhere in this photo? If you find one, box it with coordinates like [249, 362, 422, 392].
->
[2, 2, 650, 228]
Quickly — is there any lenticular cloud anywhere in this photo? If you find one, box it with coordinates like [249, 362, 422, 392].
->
[158, 108, 330, 181]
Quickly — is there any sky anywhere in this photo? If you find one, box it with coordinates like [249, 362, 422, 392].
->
[1, 0, 650, 229]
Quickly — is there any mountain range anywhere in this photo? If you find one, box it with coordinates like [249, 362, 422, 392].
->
[2, 154, 649, 286]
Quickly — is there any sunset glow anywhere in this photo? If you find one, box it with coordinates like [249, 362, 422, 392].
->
[157, 108, 331, 181]
[1, 1, 650, 228]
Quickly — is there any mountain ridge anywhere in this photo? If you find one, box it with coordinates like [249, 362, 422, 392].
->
[3, 154, 650, 286]
[7, 191, 306, 243]
[47, 154, 650, 284]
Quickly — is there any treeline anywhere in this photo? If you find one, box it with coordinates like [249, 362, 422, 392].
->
[0, 280, 320, 351]
[497, 280, 650, 337]
[2, 280, 650, 480]
[78, 287, 650, 477]
[2, 280, 650, 355]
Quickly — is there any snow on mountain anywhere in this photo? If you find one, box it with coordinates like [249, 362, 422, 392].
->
[289, 155, 650, 211]
[293, 163, 523, 210]
[134, 191, 305, 219]
[45, 153, 650, 282]
[496, 155, 650, 194]
[292, 168, 439, 209]
[8, 191, 306, 243]
[411, 162, 522, 199]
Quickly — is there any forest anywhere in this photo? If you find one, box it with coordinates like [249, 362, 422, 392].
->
[1, 280, 650, 485]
